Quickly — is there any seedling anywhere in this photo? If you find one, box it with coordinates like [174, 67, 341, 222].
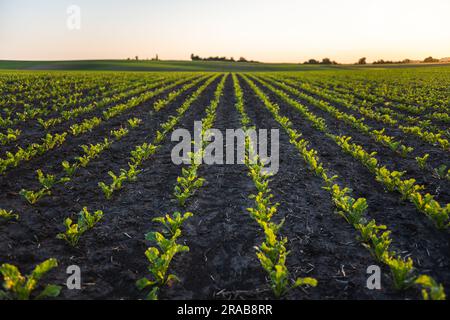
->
[61, 160, 78, 177]
[153, 211, 193, 235]
[415, 275, 446, 300]
[127, 118, 142, 128]
[137, 229, 189, 300]
[0, 259, 61, 300]
[57, 207, 103, 246]
[0, 209, 19, 221]
[19, 188, 51, 205]
[415, 154, 429, 170]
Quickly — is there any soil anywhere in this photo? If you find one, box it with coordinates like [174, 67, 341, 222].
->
[0, 74, 448, 300]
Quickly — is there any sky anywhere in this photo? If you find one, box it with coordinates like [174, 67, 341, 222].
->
[0, 0, 449, 63]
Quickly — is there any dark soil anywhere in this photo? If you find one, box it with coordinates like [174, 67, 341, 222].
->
[0, 74, 448, 300]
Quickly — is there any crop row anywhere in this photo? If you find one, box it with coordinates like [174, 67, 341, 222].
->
[241, 74, 446, 300]
[247, 75, 449, 230]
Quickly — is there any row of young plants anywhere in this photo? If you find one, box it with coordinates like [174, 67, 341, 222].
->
[0, 128, 21, 145]
[19, 118, 142, 205]
[260, 75, 417, 157]
[0, 73, 141, 129]
[272, 75, 450, 153]
[0, 74, 108, 125]
[287, 78, 450, 175]
[248, 75, 450, 230]
[309, 76, 450, 129]
[241, 74, 446, 300]
[98, 74, 220, 200]
[137, 74, 227, 299]
[0, 72, 113, 111]
[57, 75, 220, 247]
[33, 76, 165, 130]
[333, 136, 450, 229]
[0, 74, 188, 139]
[275, 75, 438, 136]
[32, 75, 192, 132]
[312, 73, 450, 117]
[264, 76, 450, 178]
[233, 74, 317, 298]
[0, 75, 198, 174]
[309, 77, 449, 127]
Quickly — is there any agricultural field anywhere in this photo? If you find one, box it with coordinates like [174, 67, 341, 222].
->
[0, 67, 448, 300]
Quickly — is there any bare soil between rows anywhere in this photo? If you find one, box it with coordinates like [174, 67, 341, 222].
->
[0, 75, 448, 300]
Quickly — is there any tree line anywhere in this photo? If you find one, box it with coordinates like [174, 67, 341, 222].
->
[190, 54, 259, 63]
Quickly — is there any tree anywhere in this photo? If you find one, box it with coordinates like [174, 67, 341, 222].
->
[304, 59, 319, 64]
[190, 53, 201, 61]
[321, 58, 332, 65]
[424, 56, 439, 63]
[358, 57, 367, 65]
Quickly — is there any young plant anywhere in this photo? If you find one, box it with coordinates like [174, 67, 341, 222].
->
[256, 223, 317, 298]
[19, 188, 51, 205]
[0, 209, 19, 221]
[0, 259, 61, 300]
[111, 127, 129, 140]
[415, 275, 446, 300]
[326, 184, 368, 225]
[434, 164, 448, 180]
[127, 117, 142, 128]
[0, 128, 21, 145]
[367, 230, 392, 262]
[57, 207, 103, 246]
[98, 171, 127, 199]
[415, 154, 429, 170]
[37, 169, 69, 190]
[136, 229, 189, 300]
[61, 160, 78, 177]
[153, 211, 193, 236]
[173, 166, 205, 207]
[385, 256, 416, 290]
[130, 143, 158, 165]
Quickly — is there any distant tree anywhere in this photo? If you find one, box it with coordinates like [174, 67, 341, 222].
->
[321, 58, 332, 65]
[424, 56, 439, 63]
[358, 57, 367, 65]
[304, 59, 319, 64]
[190, 53, 201, 61]
[189, 54, 256, 63]
[135, 56, 139, 61]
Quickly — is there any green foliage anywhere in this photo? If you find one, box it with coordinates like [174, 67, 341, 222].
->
[415, 154, 429, 170]
[0, 259, 61, 300]
[415, 275, 446, 300]
[98, 171, 127, 199]
[57, 207, 103, 246]
[137, 229, 189, 300]
[173, 166, 205, 207]
[153, 212, 193, 236]
[0, 209, 19, 221]
[127, 117, 142, 128]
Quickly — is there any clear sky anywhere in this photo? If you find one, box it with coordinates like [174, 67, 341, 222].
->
[1, 0, 449, 63]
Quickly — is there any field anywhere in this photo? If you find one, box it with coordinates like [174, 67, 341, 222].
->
[0, 66, 449, 300]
